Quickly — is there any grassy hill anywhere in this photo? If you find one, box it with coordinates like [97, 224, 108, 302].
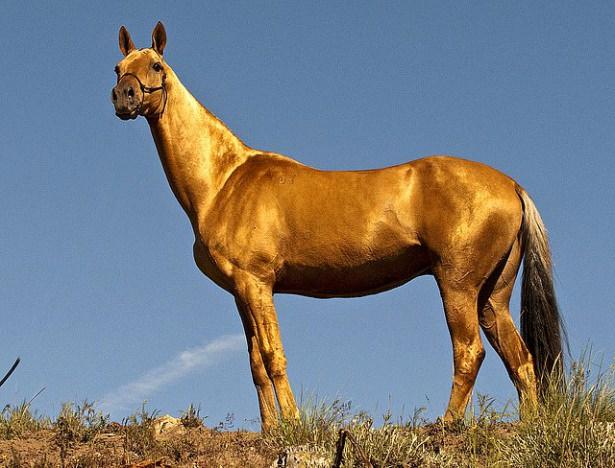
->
[1, 359, 614, 467]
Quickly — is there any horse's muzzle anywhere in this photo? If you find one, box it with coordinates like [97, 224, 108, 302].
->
[111, 74, 143, 120]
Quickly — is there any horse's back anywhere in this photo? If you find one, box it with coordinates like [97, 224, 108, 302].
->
[202, 153, 523, 295]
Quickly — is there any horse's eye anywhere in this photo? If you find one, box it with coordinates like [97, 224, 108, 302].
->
[153, 62, 163, 72]
[114, 66, 120, 75]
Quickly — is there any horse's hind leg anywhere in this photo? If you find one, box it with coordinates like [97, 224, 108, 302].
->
[478, 239, 538, 412]
[436, 279, 485, 421]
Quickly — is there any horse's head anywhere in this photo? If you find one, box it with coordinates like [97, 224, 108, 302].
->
[112, 22, 168, 120]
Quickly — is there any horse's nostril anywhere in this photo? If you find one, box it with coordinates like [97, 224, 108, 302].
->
[112, 89, 117, 101]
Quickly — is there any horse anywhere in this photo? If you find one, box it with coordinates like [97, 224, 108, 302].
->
[111, 22, 564, 431]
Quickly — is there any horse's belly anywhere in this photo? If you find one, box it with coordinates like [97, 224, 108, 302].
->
[274, 245, 431, 298]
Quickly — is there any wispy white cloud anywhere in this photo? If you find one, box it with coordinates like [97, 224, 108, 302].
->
[99, 334, 245, 414]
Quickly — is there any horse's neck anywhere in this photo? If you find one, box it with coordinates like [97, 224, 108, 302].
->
[147, 71, 249, 220]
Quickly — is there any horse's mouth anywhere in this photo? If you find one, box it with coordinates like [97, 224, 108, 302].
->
[115, 111, 139, 120]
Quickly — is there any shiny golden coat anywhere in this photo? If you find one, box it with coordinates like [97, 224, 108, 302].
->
[112, 22, 564, 431]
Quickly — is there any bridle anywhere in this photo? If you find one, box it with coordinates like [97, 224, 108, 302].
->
[116, 70, 167, 117]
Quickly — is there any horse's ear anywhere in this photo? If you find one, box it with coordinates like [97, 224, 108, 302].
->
[152, 21, 167, 56]
[119, 25, 136, 57]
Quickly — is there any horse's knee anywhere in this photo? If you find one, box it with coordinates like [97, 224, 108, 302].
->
[262, 349, 288, 378]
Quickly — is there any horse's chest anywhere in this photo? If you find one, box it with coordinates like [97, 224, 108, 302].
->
[192, 240, 234, 293]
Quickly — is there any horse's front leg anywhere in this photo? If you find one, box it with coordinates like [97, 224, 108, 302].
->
[236, 297, 278, 432]
[234, 275, 299, 430]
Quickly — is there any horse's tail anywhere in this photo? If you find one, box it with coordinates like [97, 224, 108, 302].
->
[516, 185, 566, 393]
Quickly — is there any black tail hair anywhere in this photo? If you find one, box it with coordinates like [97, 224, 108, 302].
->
[517, 186, 567, 393]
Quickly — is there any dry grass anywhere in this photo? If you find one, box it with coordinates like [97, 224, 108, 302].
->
[0, 400, 51, 439]
[494, 359, 615, 467]
[0, 356, 613, 467]
[266, 357, 615, 467]
[0, 400, 275, 467]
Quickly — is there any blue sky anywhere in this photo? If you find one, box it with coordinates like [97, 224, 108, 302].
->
[1, 1, 614, 428]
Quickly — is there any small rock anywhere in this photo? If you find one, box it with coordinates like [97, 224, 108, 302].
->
[152, 415, 185, 440]
[270, 445, 329, 468]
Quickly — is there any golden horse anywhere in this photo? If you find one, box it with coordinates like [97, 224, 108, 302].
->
[111, 22, 564, 431]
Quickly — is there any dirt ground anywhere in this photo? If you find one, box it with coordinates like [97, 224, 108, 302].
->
[0, 427, 277, 467]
